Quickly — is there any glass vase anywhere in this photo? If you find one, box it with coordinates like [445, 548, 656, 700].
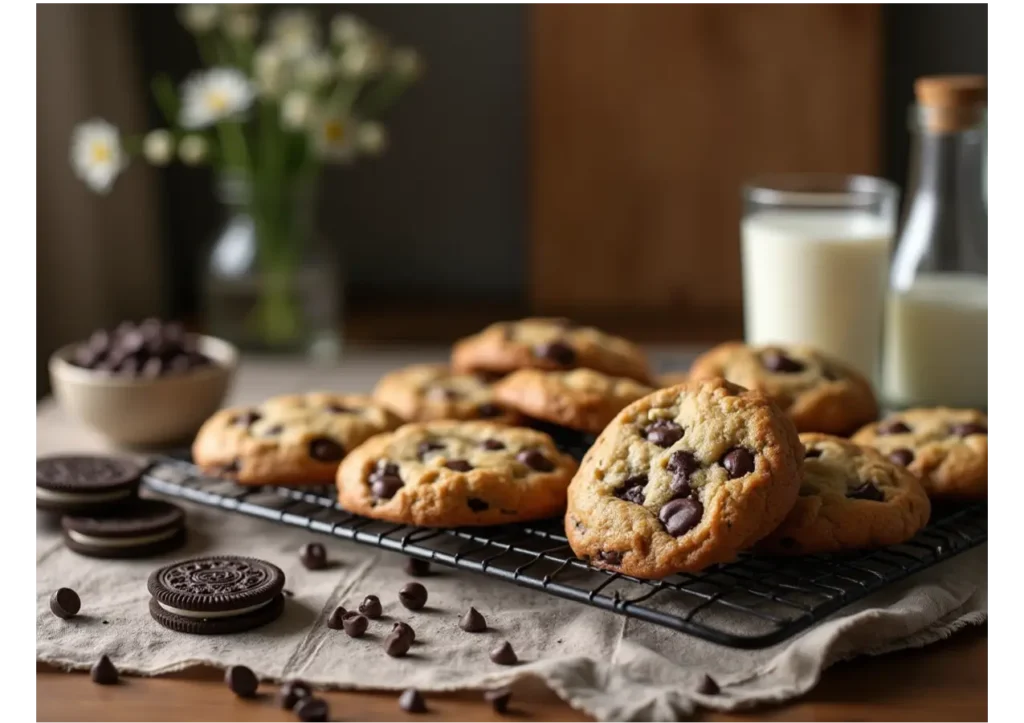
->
[202, 174, 343, 360]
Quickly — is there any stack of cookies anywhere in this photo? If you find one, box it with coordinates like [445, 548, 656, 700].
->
[189, 323, 987, 580]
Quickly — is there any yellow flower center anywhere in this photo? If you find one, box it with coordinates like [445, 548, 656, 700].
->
[89, 141, 112, 164]
[204, 90, 230, 114]
[324, 120, 346, 144]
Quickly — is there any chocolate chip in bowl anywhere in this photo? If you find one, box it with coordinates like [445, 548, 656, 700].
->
[49, 320, 237, 447]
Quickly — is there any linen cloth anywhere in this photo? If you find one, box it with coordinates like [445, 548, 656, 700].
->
[36, 351, 987, 721]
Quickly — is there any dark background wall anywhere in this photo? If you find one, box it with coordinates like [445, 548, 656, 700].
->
[130, 3, 986, 322]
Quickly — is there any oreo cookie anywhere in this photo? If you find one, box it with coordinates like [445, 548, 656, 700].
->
[61, 500, 187, 559]
[37, 455, 142, 513]
[147, 555, 286, 635]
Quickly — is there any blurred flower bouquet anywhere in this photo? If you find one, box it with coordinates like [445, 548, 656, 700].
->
[70, 4, 420, 353]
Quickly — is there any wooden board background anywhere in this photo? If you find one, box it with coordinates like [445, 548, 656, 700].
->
[529, 4, 882, 340]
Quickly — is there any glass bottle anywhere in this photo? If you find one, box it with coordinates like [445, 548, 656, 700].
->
[882, 75, 987, 410]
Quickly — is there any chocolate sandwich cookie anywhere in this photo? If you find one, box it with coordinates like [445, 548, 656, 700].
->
[61, 499, 187, 559]
[36, 455, 142, 514]
[148, 555, 286, 635]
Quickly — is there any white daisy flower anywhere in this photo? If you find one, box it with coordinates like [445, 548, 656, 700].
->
[356, 122, 387, 156]
[223, 7, 259, 41]
[69, 119, 126, 194]
[142, 129, 174, 166]
[179, 68, 255, 129]
[297, 52, 333, 88]
[391, 47, 423, 80]
[281, 91, 313, 130]
[179, 4, 220, 34]
[253, 45, 288, 97]
[178, 135, 209, 166]
[313, 111, 356, 162]
[269, 9, 320, 60]
[339, 41, 383, 79]
[330, 14, 366, 46]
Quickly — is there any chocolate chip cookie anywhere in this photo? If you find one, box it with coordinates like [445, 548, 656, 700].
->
[373, 364, 518, 424]
[192, 393, 402, 485]
[565, 377, 803, 578]
[688, 342, 878, 435]
[336, 420, 578, 527]
[492, 368, 654, 434]
[759, 434, 931, 554]
[851, 408, 987, 500]
[451, 318, 652, 384]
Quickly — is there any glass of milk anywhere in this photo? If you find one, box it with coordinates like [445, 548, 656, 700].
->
[741, 174, 899, 382]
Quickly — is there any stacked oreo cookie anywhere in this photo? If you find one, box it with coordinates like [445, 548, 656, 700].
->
[37, 455, 187, 558]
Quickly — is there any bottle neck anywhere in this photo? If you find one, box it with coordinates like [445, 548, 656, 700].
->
[896, 107, 987, 280]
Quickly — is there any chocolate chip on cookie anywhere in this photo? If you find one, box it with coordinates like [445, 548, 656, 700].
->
[643, 420, 683, 447]
[336, 421, 577, 527]
[534, 340, 577, 366]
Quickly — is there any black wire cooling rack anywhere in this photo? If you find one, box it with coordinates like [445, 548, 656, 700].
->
[141, 455, 987, 649]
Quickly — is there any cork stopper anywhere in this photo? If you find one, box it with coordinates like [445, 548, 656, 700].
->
[914, 75, 987, 133]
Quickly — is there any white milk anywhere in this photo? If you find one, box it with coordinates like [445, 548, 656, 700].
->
[882, 273, 987, 408]
[741, 210, 893, 379]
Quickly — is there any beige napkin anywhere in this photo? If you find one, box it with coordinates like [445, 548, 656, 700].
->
[36, 494, 986, 722]
[36, 352, 987, 721]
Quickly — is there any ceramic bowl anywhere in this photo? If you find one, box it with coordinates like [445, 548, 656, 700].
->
[48, 335, 238, 447]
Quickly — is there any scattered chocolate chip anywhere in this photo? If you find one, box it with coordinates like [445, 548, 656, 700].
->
[49, 588, 81, 619]
[299, 542, 328, 570]
[482, 438, 506, 451]
[659, 498, 704, 537]
[385, 630, 412, 657]
[951, 423, 987, 437]
[392, 621, 416, 643]
[516, 449, 554, 471]
[90, 655, 118, 685]
[399, 582, 428, 610]
[477, 403, 503, 418]
[615, 474, 647, 505]
[467, 497, 489, 512]
[597, 550, 623, 566]
[234, 410, 262, 427]
[459, 607, 487, 632]
[697, 674, 720, 695]
[534, 340, 576, 366]
[804, 448, 823, 459]
[309, 438, 344, 462]
[404, 558, 431, 577]
[342, 612, 369, 638]
[445, 459, 474, 472]
[722, 447, 755, 478]
[224, 665, 258, 698]
[761, 349, 804, 373]
[490, 640, 518, 665]
[848, 482, 884, 501]
[484, 687, 513, 714]
[295, 696, 329, 722]
[359, 595, 382, 619]
[877, 419, 911, 435]
[888, 448, 914, 466]
[417, 441, 444, 459]
[327, 606, 347, 630]
[277, 680, 311, 709]
[643, 420, 684, 447]
[399, 688, 428, 713]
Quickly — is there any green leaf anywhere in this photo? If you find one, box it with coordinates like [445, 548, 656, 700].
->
[151, 74, 181, 128]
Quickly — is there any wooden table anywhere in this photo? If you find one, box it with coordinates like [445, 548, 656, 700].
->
[36, 353, 987, 722]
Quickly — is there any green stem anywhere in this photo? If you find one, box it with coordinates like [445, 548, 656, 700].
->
[216, 121, 251, 173]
